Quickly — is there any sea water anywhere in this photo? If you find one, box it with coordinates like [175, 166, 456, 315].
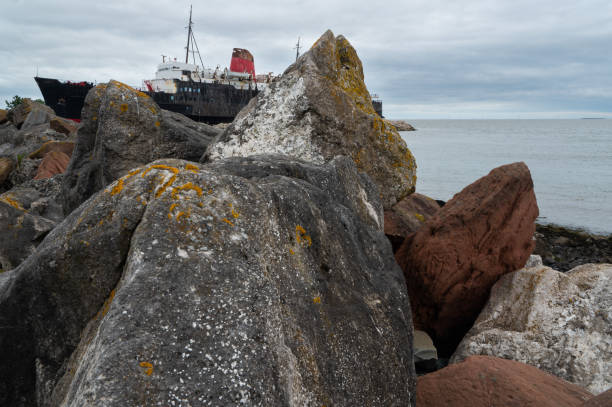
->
[400, 119, 612, 235]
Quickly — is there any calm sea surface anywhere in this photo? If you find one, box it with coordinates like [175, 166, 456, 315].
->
[400, 119, 612, 235]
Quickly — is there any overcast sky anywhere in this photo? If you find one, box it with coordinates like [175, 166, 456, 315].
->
[1, 0, 611, 119]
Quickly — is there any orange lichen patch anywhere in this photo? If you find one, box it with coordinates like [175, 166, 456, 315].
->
[141, 164, 180, 178]
[110, 168, 143, 196]
[231, 208, 240, 219]
[119, 104, 128, 113]
[207, 189, 213, 195]
[139, 361, 153, 376]
[148, 105, 157, 114]
[289, 248, 295, 255]
[0, 195, 25, 211]
[176, 211, 190, 222]
[156, 175, 177, 198]
[185, 163, 199, 173]
[99, 220, 104, 226]
[154, 121, 160, 127]
[111, 80, 150, 99]
[313, 296, 321, 304]
[222, 218, 234, 227]
[197, 202, 204, 208]
[295, 225, 312, 247]
[414, 213, 425, 222]
[109, 101, 115, 107]
[92, 116, 97, 121]
[171, 182, 203, 199]
[168, 203, 178, 219]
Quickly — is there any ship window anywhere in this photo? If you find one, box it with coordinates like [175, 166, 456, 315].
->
[170, 95, 174, 101]
[183, 70, 190, 75]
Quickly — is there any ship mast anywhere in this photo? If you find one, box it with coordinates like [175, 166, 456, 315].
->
[294, 37, 301, 61]
[185, 5, 193, 64]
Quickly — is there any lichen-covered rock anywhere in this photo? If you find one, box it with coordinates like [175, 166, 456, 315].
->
[0, 109, 8, 124]
[0, 196, 56, 271]
[8, 99, 55, 129]
[451, 263, 612, 394]
[395, 162, 539, 355]
[1, 155, 415, 406]
[384, 192, 440, 252]
[205, 30, 417, 209]
[61, 80, 221, 214]
[417, 355, 593, 407]
[34, 151, 71, 180]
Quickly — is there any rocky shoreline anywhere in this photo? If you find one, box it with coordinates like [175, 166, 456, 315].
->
[0, 30, 609, 406]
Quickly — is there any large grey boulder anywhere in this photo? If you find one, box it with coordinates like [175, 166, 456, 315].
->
[205, 30, 417, 209]
[61, 80, 221, 215]
[1, 155, 416, 406]
[451, 263, 612, 394]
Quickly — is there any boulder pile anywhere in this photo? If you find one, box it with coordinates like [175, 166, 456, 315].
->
[0, 29, 609, 405]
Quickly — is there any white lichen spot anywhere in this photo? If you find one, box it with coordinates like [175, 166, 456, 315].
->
[177, 247, 189, 258]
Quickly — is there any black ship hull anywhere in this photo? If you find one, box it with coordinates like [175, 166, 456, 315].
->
[34, 77, 93, 120]
[148, 80, 258, 124]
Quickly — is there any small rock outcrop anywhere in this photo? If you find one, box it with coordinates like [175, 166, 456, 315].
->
[0, 109, 7, 124]
[1, 155, 416, 406]
[417, 355, 593, 407]
[0, 156, 14, 186]
[534, 223, 612, 271]
[61, 80, 220, 214]
[395, 162, 539, 355]
[205, 30, 417, 209]
[451, 263, 612, 394]
[8, 99, 55, 129]
[384, 192, 440, 252]
[387, 120, 415, 131]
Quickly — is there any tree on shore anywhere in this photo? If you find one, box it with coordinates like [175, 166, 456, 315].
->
[5, 95, 45, 109]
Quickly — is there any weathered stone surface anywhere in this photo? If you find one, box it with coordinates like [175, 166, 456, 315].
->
[0, 108, 7, 124]
[29, 140, 75, 159]
[34, 151, 71, 180]
[580, 388, 612, 407]
[384, 192, 440, 252]
[21, 107, 53, 131]
[9, 158, 41, 186]
[395, 162, 539, 355]
[205, 30, 417, 209]
[0, 122, 18, 145]
[0, 156, 14, 186]
[49, 116, 78, 135]
[0, 197, 56, 271]
[417, 355, 592, 407]
[61, 80, 220, 215]
[451, 263, 612, 394]
[8, 99, 54, 129]
[1, 155, 415, 406]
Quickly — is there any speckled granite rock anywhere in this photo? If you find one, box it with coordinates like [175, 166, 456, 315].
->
[1, 155, 415, 406]
[61, 80, 220, 214]
[451, 263, 612, 394]
[205, 30, 417, 209]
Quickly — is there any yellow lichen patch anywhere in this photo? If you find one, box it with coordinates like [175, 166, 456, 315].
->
[289, 248, 295, 255]
[0, 195, 25, 211]
[119, 104, 128, 113]
[414, 213, 425, 222]
[99, 220, 104, 226]
[231, 207, 240, 219]
[168, 203, 178, 219]
[142, 164, 180, 178]
[139, 361, 153, 376]
[92, 116, 97, 121]
[207, 189, 213, 195]
[295, 225, 312, 247]
[197, 202, 204, 208]
[313, 296, 321, 304]
[156, 175, 177, 198]
[109, 101, 114, 107]
[171, 182, 203, 199]
[154, 121, 160, 127]
[148, 105, 157, 114]
[110, 168, 142, 196]
[81, 240, 90, 246]
[222, 218, 234, 227]
[185, 163, 199, 173]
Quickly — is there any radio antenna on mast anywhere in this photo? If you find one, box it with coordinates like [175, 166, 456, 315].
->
[294, 37, 301, 61]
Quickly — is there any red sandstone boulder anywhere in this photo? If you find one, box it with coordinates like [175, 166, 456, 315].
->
[384, 192, 440, 252]
[417, 355, 592, 407]
[29, 141, 75, 159]
[34, 151, 71, 179]
[396, 162, 538, 354]
[49, 116, 77, 135]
